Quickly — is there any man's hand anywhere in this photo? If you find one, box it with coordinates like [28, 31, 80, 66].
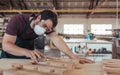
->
[79, 58, 95, 64]
[24, 49, 44, 62]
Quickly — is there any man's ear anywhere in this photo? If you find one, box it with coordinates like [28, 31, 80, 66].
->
[35, 15, 41, 22]
[37, 15, 41, 20]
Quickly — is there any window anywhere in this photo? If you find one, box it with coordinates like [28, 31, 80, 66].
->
[91, 24, 112, 35]
[64, 24, 84, 34]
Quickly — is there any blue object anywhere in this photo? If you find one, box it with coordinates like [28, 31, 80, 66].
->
[87, 33, 91, 40]
[74, 46, 77, 53]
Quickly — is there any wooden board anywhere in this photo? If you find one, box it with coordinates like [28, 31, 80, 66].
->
[46, 57, 79, 64]
[0, 58, 103, 75]
[23, 63, 68, 75]
[102, 59, 120, 64]
[64, 63, 102, 75]
[0, 69, 3, 75]
[3, 68, 59, 75]
[0, 57, 77, 75]
[102, 59, 120, 75]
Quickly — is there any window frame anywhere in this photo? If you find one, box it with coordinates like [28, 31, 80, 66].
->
[63, 24, 84, 35]
[91, 24, 112, 35]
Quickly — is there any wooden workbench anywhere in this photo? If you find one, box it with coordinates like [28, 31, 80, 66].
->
[0, 59, 103, 75]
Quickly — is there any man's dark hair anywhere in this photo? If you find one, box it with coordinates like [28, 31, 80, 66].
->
[39, 10, 58, 28]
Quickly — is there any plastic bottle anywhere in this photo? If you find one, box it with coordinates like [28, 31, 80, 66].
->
[87, 33, 91, 40]
[72, 46, 77, 54]
[74, 46, 77, 53]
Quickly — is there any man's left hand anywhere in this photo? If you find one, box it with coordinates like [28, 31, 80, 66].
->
[79, 58, 95, 64]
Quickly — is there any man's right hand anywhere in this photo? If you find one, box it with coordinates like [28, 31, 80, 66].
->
[24, 49, 44, 62]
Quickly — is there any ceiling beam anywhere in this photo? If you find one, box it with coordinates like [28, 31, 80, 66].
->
[52, 0, 59, 15]
[53, 0, 58, 9]
[95, 0, 99, 6]
[87, 0, 95, 18]
[87, 0, 108, 18]
[21, 0, 28, 9]
[0, 2, 5, 6]
[89, 0, 95, 9]
[9, 0, 14, 9]
[18, 0, 23, 9]
[0, 9, 119, 13]
[0, 13, 5, 17]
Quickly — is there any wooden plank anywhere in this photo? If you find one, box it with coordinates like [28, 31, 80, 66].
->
[23, 63, 67, 75]
[46, 57, 79, 64]
[29, 60, 73, 69]
[64, 68, 102, 75]
[103, 67, 120, 74]
[64, 63, 102, 75]
[0, 59, 103, 75]
[102, 59, 120, 75]
[103, 63, 120, 68]
[0, 59, 30, 70]
[3, 59, 72, 75]
[3, 68, 58, 75]
[0, 69, 3, 75]
[103, 59, 120, 64]
[107, 74, 120, 75]
[102, 59, 120, 70]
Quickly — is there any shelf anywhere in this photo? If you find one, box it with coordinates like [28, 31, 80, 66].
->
[64, 39, 113, 44]
[62, 38, 113, 62]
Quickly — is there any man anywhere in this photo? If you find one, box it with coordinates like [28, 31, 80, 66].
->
[1, 10, 94, 64]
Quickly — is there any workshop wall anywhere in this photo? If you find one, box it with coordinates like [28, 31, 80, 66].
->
[56, 15, 120, 35]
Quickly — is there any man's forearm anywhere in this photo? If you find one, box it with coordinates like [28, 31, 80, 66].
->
[51, 36, 77, 59]
[3, 42, 29, 56]
[58, 42, 77, 59]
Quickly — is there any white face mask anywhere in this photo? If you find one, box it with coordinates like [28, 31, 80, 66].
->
[34, 25, 46, 35]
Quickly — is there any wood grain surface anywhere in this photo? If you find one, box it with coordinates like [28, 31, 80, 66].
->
[0, 58, 103, 75]
[102, 59, 120, 75]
